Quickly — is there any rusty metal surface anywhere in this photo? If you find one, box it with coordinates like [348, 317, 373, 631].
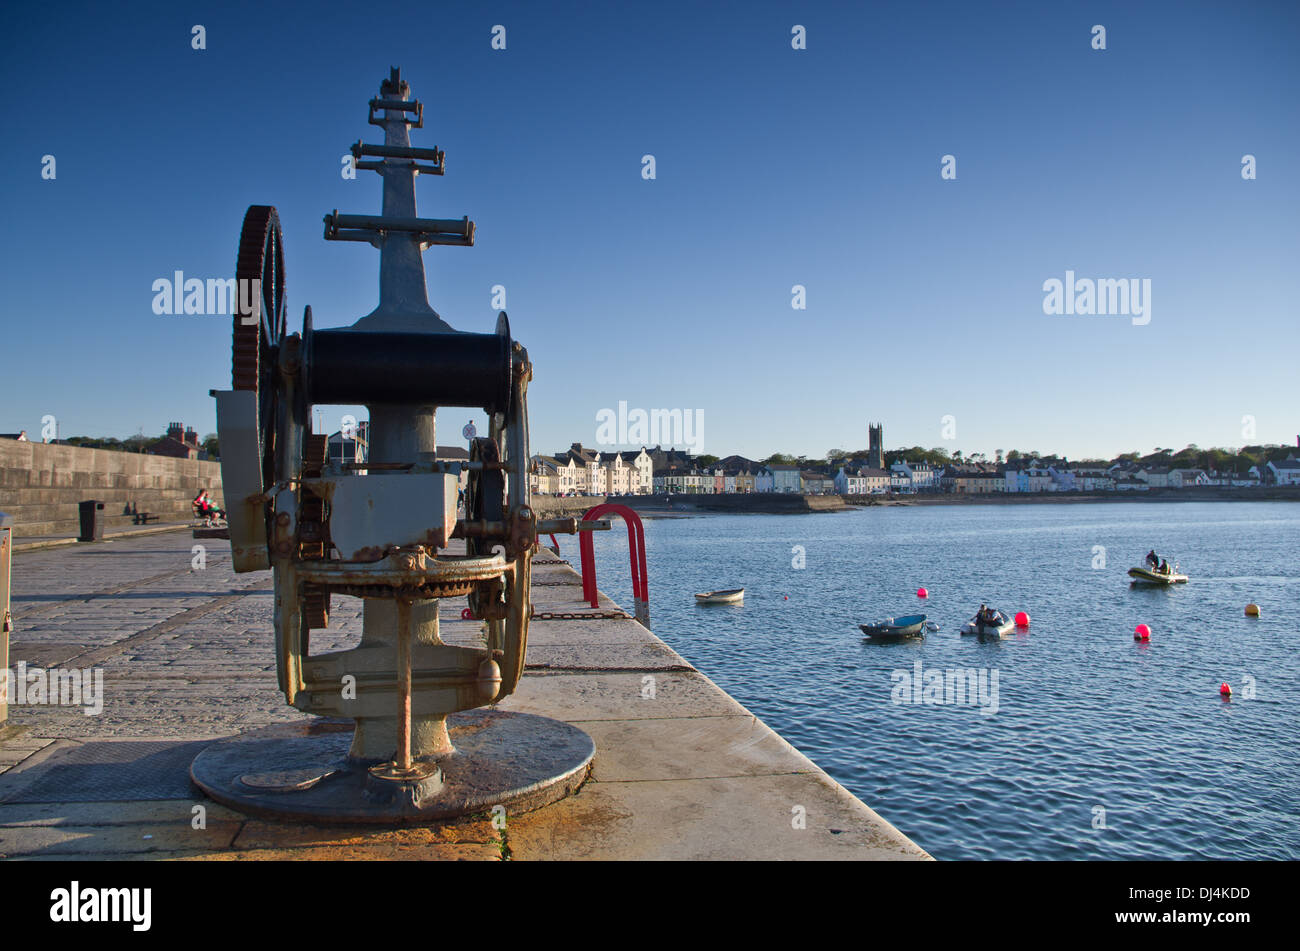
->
[189, 711, 594, 823]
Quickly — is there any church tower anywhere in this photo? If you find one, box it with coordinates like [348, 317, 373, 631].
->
[868, 423, 883, 470]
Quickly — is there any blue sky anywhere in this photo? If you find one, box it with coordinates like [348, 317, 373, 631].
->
[2, 0, 1297, 461]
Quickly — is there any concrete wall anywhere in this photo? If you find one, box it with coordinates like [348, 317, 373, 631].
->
[532, 495, 607, 519]
[609, 493, 848, 513]
[0, 439, 223, 536]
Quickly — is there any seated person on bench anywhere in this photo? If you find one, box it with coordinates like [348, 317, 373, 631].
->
[193, 490, 225, 521]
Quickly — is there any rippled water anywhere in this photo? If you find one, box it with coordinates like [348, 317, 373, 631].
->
[584, 501, 1300, 860]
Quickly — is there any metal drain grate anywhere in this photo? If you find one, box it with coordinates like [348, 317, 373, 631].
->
[1, 740, 213, 803]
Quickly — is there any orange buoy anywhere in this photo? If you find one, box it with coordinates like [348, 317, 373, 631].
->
[917, 587, 928, 599]
[1134, 623, 1151, 641]
[1220, 682, 1232, 698]
[1014, 611, 1030, 627]
[1245, 603, 1260, 617]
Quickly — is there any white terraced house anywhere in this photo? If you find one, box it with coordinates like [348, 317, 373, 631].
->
[615, 449, 653, 494]
[890, 461, 937, 492]
[602, 453, 635, 495]
[530, 456, 559, 495]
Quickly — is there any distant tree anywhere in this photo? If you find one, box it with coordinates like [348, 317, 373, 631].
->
[763, 453, 795, 466]
[202, 433, 220, 459]
[995, 449, 1004, 464]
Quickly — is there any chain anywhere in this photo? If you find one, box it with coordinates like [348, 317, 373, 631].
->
[532, 610, 631, 621]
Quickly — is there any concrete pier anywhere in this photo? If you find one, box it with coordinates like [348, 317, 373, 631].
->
[0, 529, 928, 860]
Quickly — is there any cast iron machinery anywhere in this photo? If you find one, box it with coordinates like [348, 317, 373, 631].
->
[191, 68, 594, 821]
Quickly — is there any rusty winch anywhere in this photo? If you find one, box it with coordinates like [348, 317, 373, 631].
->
[190, 68, 594, 822]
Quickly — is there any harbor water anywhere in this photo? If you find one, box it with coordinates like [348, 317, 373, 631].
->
[584, 501, 1300, 860]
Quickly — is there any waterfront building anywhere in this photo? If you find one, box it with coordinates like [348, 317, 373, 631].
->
[1114, 475, 1150, 491]
[769, 464, 802, 493]
[530, 456, 560, 495]
[834, 467, 866, 495]
[942, 464, 1003, 493]
[801, 471, 833, 495]
[859, 467, 891, 493]
[561, 443, 605, 494]
[754, 466, 774, 493]
[616, 448, 654, 494]
[603, 452, 634, 495]
[1137, 466, 1171, 488]
[1266, 457, 1300, 485]
[1169, 468, 1210, 488]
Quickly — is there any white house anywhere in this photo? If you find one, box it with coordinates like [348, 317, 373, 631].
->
[1267, 457, 1300, 486]
[1137, 466, 1171, 488]
[1169, 468, 1210, 488]
[835, 467, 865, 495]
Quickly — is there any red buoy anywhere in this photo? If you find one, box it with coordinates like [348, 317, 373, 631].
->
[461, 607, 473, 620]
[1220, 682, 1232, 698]
[917, 587, 928, 599]
[1134, 623, 1151, 641]
[1014, 611, 1030, 627]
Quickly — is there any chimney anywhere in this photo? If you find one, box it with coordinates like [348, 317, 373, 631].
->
[167, 421, 183, 441]
[184, 426, 198, 447]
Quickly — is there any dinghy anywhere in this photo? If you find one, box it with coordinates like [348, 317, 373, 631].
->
[695, 588, 744, 605]
[860, 614, 927, 642]
[1127, 565, 1188, 585]
[960, 610, 1015, 638]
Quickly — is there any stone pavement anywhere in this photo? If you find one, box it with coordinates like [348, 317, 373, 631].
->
[0, 529, 929, 860]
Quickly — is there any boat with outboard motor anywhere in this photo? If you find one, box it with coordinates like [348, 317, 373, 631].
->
[1127, 565, 1188, 585]
[960, 609, 1015, 638]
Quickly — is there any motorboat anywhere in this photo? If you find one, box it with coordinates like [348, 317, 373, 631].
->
[960, 610, 1015, 638]
[695, 588, 744, 605]
[860, 614, 928, 642]
[1128, 565, 1188, 585]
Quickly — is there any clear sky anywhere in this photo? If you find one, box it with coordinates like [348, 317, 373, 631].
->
[2, 0, 1297, 462]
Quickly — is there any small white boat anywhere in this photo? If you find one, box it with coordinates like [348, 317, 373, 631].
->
[959, 610, 1015, 638]
[695, 588, 744, 605]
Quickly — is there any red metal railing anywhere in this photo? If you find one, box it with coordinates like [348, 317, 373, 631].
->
[578, 503, 649, 628]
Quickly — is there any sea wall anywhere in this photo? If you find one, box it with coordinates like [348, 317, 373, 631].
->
[532, 495, 607, 519]
[0, 439, 223, 536]
[609, 493, 849, 513]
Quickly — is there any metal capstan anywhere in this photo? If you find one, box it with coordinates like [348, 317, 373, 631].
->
[193, 68, 594, 821]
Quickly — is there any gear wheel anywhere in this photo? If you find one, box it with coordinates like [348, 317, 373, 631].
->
[233, 205, 287, 491]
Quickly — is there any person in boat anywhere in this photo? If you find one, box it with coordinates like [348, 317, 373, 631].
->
[1159, 558, 1170, 574]
[1145, 550, 1160, 569]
